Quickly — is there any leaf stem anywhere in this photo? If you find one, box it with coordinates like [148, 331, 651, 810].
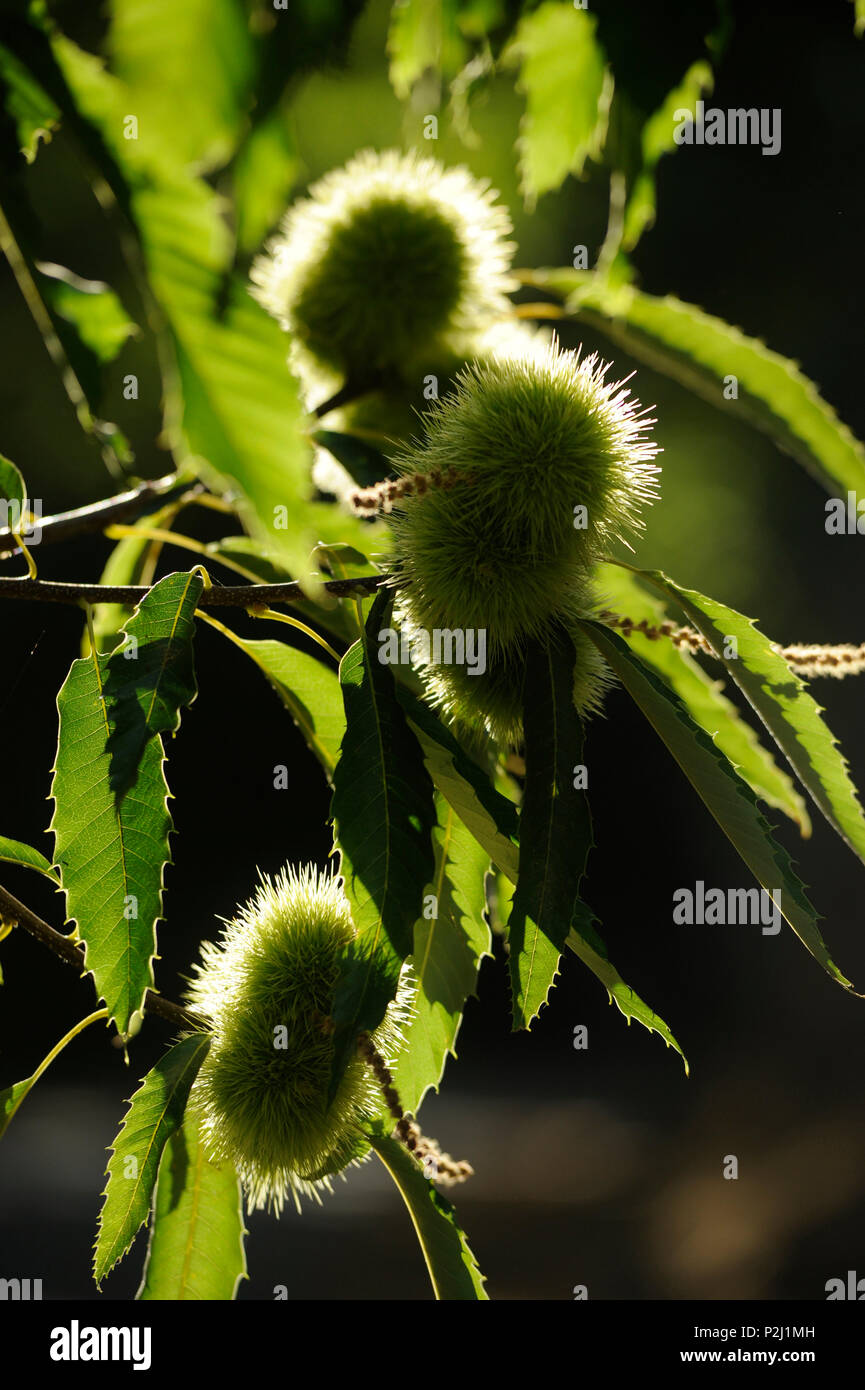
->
[0, 198, 125, 481]
[1, 1007, 110, 1138]
[104, 524, 267, 584]
[25, 1007, 109, 1081]
[245, 606, 341, 664]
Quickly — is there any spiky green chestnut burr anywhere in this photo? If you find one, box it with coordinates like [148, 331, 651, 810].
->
[250, 148, 516, 392]
[386, 338, 660, 742]
[402, 603, 613, 748]
[186, 865, 412, 1212]
[320, 323, 554, 465]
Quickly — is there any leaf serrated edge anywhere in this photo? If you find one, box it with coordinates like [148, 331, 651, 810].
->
[93, 1034, 210, 1287]
[580, 619, 853, 990]
[527, 268, 865, 494]
[48, 599, 185, 1036]
[644, 571, 865, 857]
[116, 569, 203, 738]
[511, 946, 563, 1031]
[48, 676, 174, 1038]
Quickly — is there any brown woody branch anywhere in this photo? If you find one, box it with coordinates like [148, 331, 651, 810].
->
[0, 574, 386, 607]
[0, 473, 197, 557]
[0, 882, 203, 1032]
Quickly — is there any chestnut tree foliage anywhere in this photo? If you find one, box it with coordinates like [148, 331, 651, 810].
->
[1, 0, 865, 1301]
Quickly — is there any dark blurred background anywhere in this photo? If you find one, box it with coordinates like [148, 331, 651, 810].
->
[1, 0, 864, 1300]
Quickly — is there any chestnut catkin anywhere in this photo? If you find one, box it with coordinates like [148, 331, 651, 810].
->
[186, 865, 412, 1212]
[250, 148, 516, 400]
[386, 338, 661, 743]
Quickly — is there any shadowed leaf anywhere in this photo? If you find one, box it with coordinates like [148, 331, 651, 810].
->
[596, 562, 810, 834]
[634, 567, 865, 866]
[104, 570, 203, 799]
[579, 620, 852, 989]
[329, 591, 436, 1094]
[394, 795, 492, 1115]
[49, 645, 174, 1036]
[137, 1109, 247, 1301]
[397, 685, 520, 881]
[508, 631, 592, 1028]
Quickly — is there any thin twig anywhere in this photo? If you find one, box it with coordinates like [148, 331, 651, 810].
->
[0, 883, 203, 1032]
[312, 379, 380, 419]
[0, 198, 126, 481]
[0, 475, 198, 556]
[0, 574, 385, 607]
[1, 469, 861, 678]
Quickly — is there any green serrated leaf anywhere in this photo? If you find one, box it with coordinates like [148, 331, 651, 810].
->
[49, 646, 174, 1036]
[527, 270, 865, 497]
[387, 0, 466, 99]
[634, 567, 865, 867]
[137, 1108, 246, 1301]
[396, 686, 520, 882]
[366, 1130, 487, 1300]
[84, 488, 195, 658]
[165, 267, 317, 590]
[302, 543, 382, 644]
[0, 41, 60, 162]
[579, 620, 852, 989]
[314, 542, 378, 583]
[622, 59, 714, 251]
[50, 41, 318, 589]
[0, 834, 61, 884]
[566, 907, 687, 1072]
[135, 168, 316, 585]
[395, 797, 492, 1116]
[503, 2, 611, 206]
[37, 262, 137, 364]
[108, 0, 254, 172]
[508, 633, 592, 1029]
[596, 562, 810, 834]
[222, 635, 346, 778]
[88, 514, 169, 657]
[205, 536, 294, 585]
[329, 591, 436, 1091]
[0, 454, 27, 512]
[232, 109, 300, 254]
[94, 1033, 210, 1287]
[1, 1008, 108, 1141]
[104, 570, 203, 799]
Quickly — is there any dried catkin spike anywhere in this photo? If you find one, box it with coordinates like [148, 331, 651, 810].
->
[186, 865, 413, 1212]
